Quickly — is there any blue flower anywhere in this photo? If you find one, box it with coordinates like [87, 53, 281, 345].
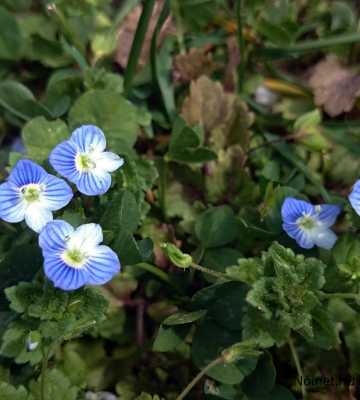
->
[281, 197, 341, 250]
[49, 125, 124, 196]
[39, 220, 120, 291]
[349, 180, 360, 216]
[0, 160, 73, 233]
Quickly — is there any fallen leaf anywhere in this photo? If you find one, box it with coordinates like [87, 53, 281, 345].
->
[115, 0, 174, 69]
[173, 46, 217, 83]
[309, 55, 360, 117]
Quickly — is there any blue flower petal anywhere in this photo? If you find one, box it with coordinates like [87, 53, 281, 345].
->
[42, 175, 73, 211]
[316, 204, 341, 228]
[8, 160, 48, 187]
[281, 197, 314, 224]
[282, 222, 314, 249]
[349, 180, 360, 216]
[70, 125, 106, 153]
[0, 182, 26, 223]
[76, 170, 111, 196]
[49, 140, 80, 182]
[39, 220, 74, 253]
[43, 254, 89, 291]
[86, 245, 120, 285]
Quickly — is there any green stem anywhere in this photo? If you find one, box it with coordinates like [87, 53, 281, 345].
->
[175, 356, 224, 400]
[172, 0, 186, 54]
[191, 263, 229, 281]
[321, 292, 360, 301]
[235, 0, 246, 93]
[158, 158, 168, 220]
[40, 347, 50, 400]
[288, 337, 306, 399]
[124, 0, 156, 94]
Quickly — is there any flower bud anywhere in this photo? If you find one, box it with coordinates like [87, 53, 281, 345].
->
[26, 331, 41, 352]
[222, 340, 261, 364]
[161, 243, 192, 269]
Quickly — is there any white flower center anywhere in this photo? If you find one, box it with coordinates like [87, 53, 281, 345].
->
[75, 152, 97, 172]
[62, 247, 88, 269]
[297, 213, 316, 230]
[20, 183, 44, 204]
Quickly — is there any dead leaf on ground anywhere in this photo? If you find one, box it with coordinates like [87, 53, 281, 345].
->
[173, 45, 217, 83]
[115, 0, 174, 69]
[309, 55, 360, 117]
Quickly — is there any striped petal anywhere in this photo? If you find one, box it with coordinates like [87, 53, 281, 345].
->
[282, 223, 314, 249]
[86, 245, 120, 285]
[42, 174, 73, 211]
[43, 254, 89, 291]
[39, 220, 74, 253]
[0, 182, 26, 223]
[315, 204, 341, 228]
[70, 125, 106, 153]
[8, 160, 47, 187]
[281, 198, 314, 224]
[349, 180, 360, 216]
[49, 140, 80, 182]
[76, 170, 111, 196]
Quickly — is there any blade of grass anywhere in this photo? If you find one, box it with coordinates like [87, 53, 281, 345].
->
[264, 132, 330, 202]
[124, 0, 157, 95]
[150, 0, 176, 121]
[257, 32, 360, 59]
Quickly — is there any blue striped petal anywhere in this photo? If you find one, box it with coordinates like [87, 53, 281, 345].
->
[42, 174, 73, 211]
[86, 245, 120, 285]
[43, 253, 89, 291]
[8, 160, 47, 187]
[282, 222, 314, 249]
[70, 125, 106, 153]
[49, 140, 80, 182]
[281, 198, 314, 224]
[316, 204, 341, 228]
[39, 220, 74, 253]
[76, 170, 111, 196]
[349, 180, 360, 216]
[0, 182, 26, 223]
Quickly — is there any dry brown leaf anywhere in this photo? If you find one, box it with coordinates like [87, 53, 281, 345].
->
[309, 55, 360, 117]
[224, 35, 240, 91]
[173, 46, 217, 83]
[115, 0, 174, 69]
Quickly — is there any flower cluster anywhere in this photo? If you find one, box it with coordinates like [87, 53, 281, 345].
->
[282, 181, 360, 250]
[0, 125, 123, 291]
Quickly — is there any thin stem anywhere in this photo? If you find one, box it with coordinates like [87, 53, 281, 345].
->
[321, 292, 360, 301]
[235, 0, 246, 93]
[288, 337, 306, 399]
[124, 0, 156, 94]
[40, 347, 50, 400]
[191, 263, 229, 281]
[158, 158, 168, 220]
[172, 0, 186, 54]
[176, 357, 224, 400]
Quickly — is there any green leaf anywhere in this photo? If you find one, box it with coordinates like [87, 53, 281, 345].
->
[195, 206, 238, 248]
[167, 117, 216, 163]
[68, 89, 140, 150]
[192, 318, 257, 384]
[0, 382, 30, 400]
[22, 117, 69, 162]
[101, 189, 140, 234]
[0, 6, 22, 60]
[29, 369, 78, 400]
[0, 81, 52, 121]
[153, 325, 189, 352]
[163, 310, 206, 326]
[242, 352, 276, 397]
